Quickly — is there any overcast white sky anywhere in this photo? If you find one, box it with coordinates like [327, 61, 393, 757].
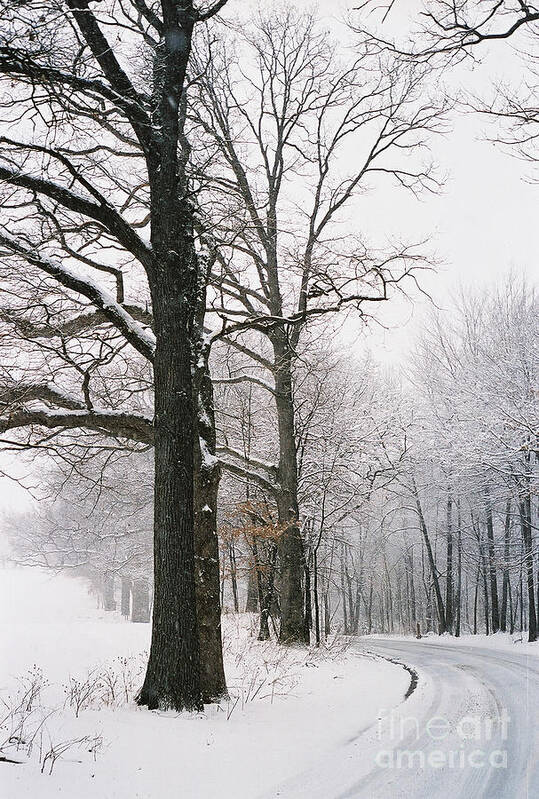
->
[312, 0, 537, 361]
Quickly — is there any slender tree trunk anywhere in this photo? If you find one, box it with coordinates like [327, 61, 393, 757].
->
[120, 576, 131, 618]
[412, 481, 446, 633]
[258, 544, 278, 641]
[252, 539, 266, 626]
[272, 336, 307, 644]
[245, 564, 259, 613]
[445, 493, 453, 632]
[519, 484, 537, 642]
[480, 539, 490, 636]
[103, 572, 116, 612]
[367, 578, 373, 634]
[346, 569, 357, 633]
[304, 547, 313, 642]
[229, 541, 239, 613]
[508, 580, 515, 634]
[473, 564, 479, 635]
[132, 578, 151, 623]
[313, 549, 320, 646]
[519, 552, 524, 633]
[407, 551, 417, 633]
[324, 583, 331, 639]
[484, 486, 500, 632]
[455, 503, 462, 638]
[500, 499, 512, 633]
[464, 572, 470, 632]
[382, 553, 393, 633]
[354, 582, 362, 634]
[341, 546, 349, 634]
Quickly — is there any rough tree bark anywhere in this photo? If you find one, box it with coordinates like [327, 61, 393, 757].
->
[139, 251, 201, 709]
[137, 4, 202, 709]
[192, 262, 227, 702]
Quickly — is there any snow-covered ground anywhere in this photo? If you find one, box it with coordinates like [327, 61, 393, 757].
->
[0, 568, 408, 798]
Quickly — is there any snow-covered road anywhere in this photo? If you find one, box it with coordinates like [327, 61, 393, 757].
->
[268, 639, 538, 799]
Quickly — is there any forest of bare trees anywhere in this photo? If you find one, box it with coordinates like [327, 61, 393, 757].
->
[5, 275, 537, 648]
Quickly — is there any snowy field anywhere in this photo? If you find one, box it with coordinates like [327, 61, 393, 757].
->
[0, 568, 408, 798]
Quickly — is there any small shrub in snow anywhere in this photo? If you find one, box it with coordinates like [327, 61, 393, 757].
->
[40, 732, 103, 775]
[63, 671, 104, 718]
[0, 667, 51, 761]
[219, 614, 350, 718]
[63, 653, 147, 715]
[1, 665, 104, 775]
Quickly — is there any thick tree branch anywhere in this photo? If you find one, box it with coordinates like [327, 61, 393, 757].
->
[65, 0, 152, 150]
[0, 48, 150, 134]
[0, 407, 154, 444]
[0, 235, 156, 362]
[0, 165, 154, 272]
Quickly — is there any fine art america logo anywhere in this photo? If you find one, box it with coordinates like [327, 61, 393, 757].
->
[375, 709, 510, 770]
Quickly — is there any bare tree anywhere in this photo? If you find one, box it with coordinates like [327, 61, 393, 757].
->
[356, 1, 538, 59]
[355, 1, 539, 176]
[189, 8, 443, 642]
[0, 0, 230, 711]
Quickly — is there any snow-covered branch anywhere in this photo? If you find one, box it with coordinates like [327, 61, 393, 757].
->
[0, 235, 156, 362]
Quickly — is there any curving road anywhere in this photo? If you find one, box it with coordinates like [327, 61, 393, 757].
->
[266, 639, 539, 799]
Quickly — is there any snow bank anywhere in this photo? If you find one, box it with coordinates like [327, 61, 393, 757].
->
[0, 569, 408, 798]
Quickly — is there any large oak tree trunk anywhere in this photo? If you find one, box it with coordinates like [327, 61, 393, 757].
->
[136, 5, 202, 713]
[138, 265, 201, 710]
[138, 171, 202, 708]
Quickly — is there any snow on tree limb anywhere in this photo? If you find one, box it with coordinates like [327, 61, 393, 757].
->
[0, 165, 154, 272]
[0, 234, 156, 362]
[0, 407, 154, 444]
